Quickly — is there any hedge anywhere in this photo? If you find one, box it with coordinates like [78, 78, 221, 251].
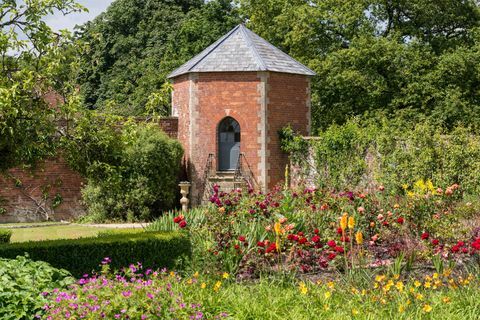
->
[0, 229, 12, 244]
[0, 231, 190, 277]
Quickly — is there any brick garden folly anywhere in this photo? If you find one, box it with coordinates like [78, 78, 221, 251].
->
[0, 25, 315, 221]
[169, 24, 315, 204]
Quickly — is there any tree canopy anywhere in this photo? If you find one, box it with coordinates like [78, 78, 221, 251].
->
[77, 0, 240, 115]
[0, 0, 84, 170]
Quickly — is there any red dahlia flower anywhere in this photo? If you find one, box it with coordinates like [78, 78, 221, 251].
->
[179, 220, 187, 228]
[312, 235, 321, 243]
[396, 217, 404, 224]
[421, 232, 430, 240]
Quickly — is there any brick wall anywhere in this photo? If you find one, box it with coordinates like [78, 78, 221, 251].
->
[0, 119, 179, 222]
[173, 72, 263, 203]
[266, 73, 310, 189]
[0, 158, 85, 223]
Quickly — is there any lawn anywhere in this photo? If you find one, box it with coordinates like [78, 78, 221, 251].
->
[4, 224, 110, 243]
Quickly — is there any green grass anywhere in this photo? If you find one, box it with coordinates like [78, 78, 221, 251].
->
[179, 275, 480, 320]
[5, 225, 110, 243]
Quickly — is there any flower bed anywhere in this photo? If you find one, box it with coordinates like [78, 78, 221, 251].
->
[151, 182, 480, 277]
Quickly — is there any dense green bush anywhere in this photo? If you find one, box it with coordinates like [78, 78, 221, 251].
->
[0, 228, 12, 243]
[0, 255, 74, 320]
[0, 232, 191, 277]
[64, 113, 183, 222]
[283, 116, 480, 195]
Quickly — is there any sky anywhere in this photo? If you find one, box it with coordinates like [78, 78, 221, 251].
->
[44, 0, 114, 31]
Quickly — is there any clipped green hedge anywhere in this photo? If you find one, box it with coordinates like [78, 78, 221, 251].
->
[0, 229, 12, 243]
[0, 231, 190, 277]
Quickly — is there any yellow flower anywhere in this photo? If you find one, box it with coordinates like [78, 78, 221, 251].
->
[218, 207, 225, 214]
[443, 297, 451, 303]
[423, 304, 432, 313]
[424, 281, 431, 289]
[415, 293, 424, 301]
[187, 278, 193, 285]
[193, 271, 199, 278]
[299, 282, 308, 295]
[398, 305, 405, 313]
[414, 280, 421, 287]
[327, 281, 335, 289]
[355, 231, 363, 245]
[214, 281, 222, 292]
[201, 282, 207, 289]
[274, 222, 282, 235]
[352, 308, 359, 315]
[395, 281, 404, 292]
[361, 289, 366, 296]
[222, 272, 229, 279]
[348, 216, 355, 229]
[169, 271, 175, 277]
[433, 273, 439, 279]
[375, 275, 386, 282]
[324, 291, 332, 299]
[340, 213, 348, 231]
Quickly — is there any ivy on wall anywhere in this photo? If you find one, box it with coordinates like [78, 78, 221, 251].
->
[281, 116, 480, 195]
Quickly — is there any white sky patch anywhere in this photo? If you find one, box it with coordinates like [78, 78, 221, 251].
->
[44, 0, 114, 31]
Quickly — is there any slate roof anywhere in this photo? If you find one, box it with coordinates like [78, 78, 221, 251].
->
[167, 24, 316, 78]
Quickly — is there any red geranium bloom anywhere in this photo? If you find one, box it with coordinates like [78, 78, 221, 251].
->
[238, 236, 246, 242]
[234, 244, 240, 250]
[314, 228, 319, 234]
[337, 227, 343, 235]
[335, 246, 344, 253]
[265, 243, 277, 254]
[178, 220, 187, 228]
[298, 232, 304, 237]
[311, 235, 321, 243]
[327, 240, 336, 248]
[340, 236, 350, 243]
[431, 239, 439, 246]
[421, 232, 430, 240]
[451, 245, 460, 253]
[257, 241, 265, 247]
[457, 241, 465, 247]
[173, 216, 183, 223]
[472, 239, 480, 250]
[396, 217, 404, 224]
[299, 237, 308, 245]
[327, 253, 337, 260]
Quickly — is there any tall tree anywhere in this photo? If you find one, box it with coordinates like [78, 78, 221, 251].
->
[77, 0, 240, 115]
[0, 0, 84, 170]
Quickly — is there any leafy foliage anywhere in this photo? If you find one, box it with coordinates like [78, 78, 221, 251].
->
[0, 0, 85, 170]
[0, 228, 12, 243]
[77, 0, 240, 115]
[0, 231, 191, 278]
[63, 115, 184, 222]
[0, 255, 74, 320]
[238, 0, 480, 132]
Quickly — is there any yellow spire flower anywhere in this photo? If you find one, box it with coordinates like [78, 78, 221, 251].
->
[348, 216, 355, 229]
[274, 222, 282, 235]
[355, 231, 363, 245]
[340, 213, 348, 231]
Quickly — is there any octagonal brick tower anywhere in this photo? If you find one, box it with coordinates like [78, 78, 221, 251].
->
[168, 24, 315, 205]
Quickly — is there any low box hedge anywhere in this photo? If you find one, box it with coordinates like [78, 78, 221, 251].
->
[0, 231, 190, 277]
[0, 229, 12, 244]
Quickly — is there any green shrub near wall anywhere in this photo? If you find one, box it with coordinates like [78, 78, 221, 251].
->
[0, 229, 12, 243]
[64, 115, 184, 222]
[0, 231, 190, 277]
[282, 116, 480, 194]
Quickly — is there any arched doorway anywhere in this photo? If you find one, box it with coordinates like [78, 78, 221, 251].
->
[218, 117, 241, 171]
